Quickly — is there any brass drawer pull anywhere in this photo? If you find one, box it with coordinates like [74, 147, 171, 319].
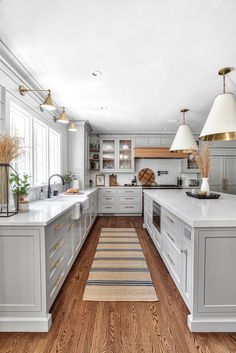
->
[53, 223, 64, 231]
[167, 216, 174, 224]
[50, 254, 64, 274]
[167, 253, 175, 266]
[124, 197, 134, 200]
[68, 224, 73, 229]
[167, 232, 175, 242]
[181, 248, 188, 256]
[54, 273, 63, 288]
[50, 238, 64, 253]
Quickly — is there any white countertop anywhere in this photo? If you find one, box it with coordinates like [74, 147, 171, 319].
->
[0, 187, 97, 227]
[144, 189, 236, 227]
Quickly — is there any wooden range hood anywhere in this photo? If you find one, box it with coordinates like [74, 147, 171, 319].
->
[134, 147, 187, 159]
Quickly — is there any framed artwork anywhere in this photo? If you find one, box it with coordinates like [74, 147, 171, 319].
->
[96, 174, 105, 186]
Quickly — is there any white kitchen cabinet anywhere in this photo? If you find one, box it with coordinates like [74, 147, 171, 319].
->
[0, 228, 42, 313]
[65, 221, 74, 274]
[144, 200, 193, 311]
[100, 136, 134, 172]
[68, 121, 91, 189]
[181, 225, 192, 310]
[73, 218, 81, 255]
[99, 187, 142, 214]
[209, 155, 236, 194]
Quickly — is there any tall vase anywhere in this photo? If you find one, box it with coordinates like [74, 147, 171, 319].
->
[200, 177, 210, 195]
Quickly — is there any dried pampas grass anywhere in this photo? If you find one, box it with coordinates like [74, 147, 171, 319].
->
[192, 144, 211, 178]
[0, 135, 22, 206]
[0, 135, 22, 163]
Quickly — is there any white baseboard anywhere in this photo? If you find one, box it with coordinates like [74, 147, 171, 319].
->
[0, 314, 52, 332]
[188, 315, 236, 332]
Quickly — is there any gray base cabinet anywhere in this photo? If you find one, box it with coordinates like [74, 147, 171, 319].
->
[144, 193, 236, 332]
[99, 187, 142, 215]
[0, 190, 98, 332]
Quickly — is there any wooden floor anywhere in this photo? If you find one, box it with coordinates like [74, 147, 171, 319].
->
[1, 216, 236, 353]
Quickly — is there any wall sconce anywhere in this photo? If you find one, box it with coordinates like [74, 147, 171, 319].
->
[68, 120, 78, 131]
[57, 107, 69, 124]
[19, 85, 56, 111]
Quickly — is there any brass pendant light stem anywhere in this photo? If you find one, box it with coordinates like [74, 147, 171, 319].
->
[181, 108, 189, 124]
[218, 67, 233, 94]
[223, 74, 226, 94]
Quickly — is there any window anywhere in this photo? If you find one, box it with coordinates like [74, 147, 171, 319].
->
[49, 129, 61, 176]
[9, 101, 61, 186]
[33, 120, 47, 185]
[10, 102, 31, 175]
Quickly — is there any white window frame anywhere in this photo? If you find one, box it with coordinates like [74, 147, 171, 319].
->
[8, 99, 62, 187]
[48, 128, 61, 177]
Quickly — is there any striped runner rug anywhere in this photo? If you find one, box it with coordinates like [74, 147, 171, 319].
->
[83, 228, 158, 301]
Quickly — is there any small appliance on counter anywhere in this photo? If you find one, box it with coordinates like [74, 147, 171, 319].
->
[131, 175, 137, 186]
[177, 177, 183, 187]
[188, 179, 199, 187]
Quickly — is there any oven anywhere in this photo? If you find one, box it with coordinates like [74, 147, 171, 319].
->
[153, 201, 161, 233]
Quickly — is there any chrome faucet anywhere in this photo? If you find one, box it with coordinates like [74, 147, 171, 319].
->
[47, 174, 65, 198]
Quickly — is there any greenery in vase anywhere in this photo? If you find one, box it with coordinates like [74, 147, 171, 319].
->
[10, 173, 31, 195]
[63, 171, 76, 185]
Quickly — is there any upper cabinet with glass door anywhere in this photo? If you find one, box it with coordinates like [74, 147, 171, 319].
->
[119, 139, 133, 170]
[101, 139, 116, 171]
[100, 137, 134, 172]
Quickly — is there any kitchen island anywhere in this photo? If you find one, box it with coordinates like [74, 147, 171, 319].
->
[144, 189, 236, 332]
[0, 188, 98, 332]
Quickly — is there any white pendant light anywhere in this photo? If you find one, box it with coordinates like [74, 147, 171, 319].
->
[170, 109, 198, 153]
[200, 67, 236, 141]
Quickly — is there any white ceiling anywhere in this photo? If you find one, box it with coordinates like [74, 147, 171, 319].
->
[0, 0, 236, 134]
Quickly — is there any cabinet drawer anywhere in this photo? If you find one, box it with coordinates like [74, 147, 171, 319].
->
[119, 189, 141, 197]
[144, 195, 152, 215]
[100, 188, 117, 195]
[118, 203, 141, 213]
[162, 208, 183, 235]
[48, 250, 65, 279]
[101, 204, 116, 213]
[49, 266, 65, 301]
[48, 234, 64, 261]
[119, 196, 140, 203]
[45, 211, 71, 244]
[162, 234, 181, 284]
[145, 211, 153, 238]
[162, 219, 182, 252]
[101, 195, 116, 203]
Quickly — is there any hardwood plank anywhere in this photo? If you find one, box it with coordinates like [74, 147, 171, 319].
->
[0, 216, 236, 353]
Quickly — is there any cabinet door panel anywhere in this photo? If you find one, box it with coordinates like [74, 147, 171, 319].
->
[0, 228, 41, 312]
[209, 156, 224, 187]
[198, 230, 236, 313]
[224, 157, 236, 185]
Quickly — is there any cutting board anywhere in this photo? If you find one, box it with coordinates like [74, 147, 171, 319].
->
[138, 168, 156, 185]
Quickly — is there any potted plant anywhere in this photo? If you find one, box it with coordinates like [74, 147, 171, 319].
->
[63, 171, 75, 191]
[10, 173, 31, 212]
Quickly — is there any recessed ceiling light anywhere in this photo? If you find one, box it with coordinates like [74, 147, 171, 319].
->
[168, 118, 179, 123]
[100, 106, 108, 110]
[92, 70, 102, 77]
[163, 127, 167, 131]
